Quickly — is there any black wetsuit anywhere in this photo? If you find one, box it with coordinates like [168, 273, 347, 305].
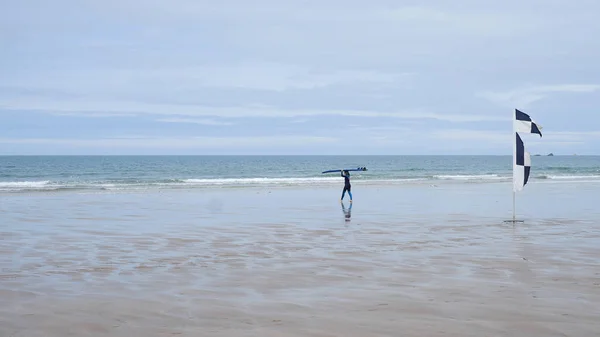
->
[341, 171, 352, 200]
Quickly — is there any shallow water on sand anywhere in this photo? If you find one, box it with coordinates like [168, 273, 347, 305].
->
[1, 183, 600, 336]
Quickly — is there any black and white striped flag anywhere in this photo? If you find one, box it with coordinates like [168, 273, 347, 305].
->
[515, 109, 542, 137]
[513, 109, 542, 192]
[513, 132, 531, 192]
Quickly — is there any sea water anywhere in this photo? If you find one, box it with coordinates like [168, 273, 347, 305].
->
[1, 155, 599, 192]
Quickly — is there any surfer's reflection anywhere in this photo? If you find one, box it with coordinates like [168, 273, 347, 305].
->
[341, 201, 352, 222]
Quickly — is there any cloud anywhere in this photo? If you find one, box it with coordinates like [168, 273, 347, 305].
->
[430, 129, 509, 144]
[141, 64, 410, 91]
[552, 131, 600, 137]
[156, 118, 233, 126]
[0, 97, 504, 122]
[479, 84, 600, 108]
[431, 129, 600, 148]
[288, 119, 309, 124]
[50, 112, 138, 118]
[83, 2, 543, 39]
[1, 63, 411, 95]
[528, 131, 600, 142]
[0, 135, 338, 149]
[3, 128, 599, 155]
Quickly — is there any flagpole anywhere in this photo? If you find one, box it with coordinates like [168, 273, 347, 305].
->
[512, 108, 516, 222]
[512, 188, 516, 221]
[511, 109, 517, 223]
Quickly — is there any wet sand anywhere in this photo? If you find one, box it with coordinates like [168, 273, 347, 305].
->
[1, 182, 600, 336]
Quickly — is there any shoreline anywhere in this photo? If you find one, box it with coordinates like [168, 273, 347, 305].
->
[2, 177, 600, 196]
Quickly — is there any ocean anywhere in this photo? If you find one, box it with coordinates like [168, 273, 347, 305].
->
[1, 155, 600, 193]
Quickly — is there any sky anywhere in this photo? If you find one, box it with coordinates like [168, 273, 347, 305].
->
[1, 0, 599, 155]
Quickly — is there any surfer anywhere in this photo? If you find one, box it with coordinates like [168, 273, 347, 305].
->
[340, 170, 352, 202]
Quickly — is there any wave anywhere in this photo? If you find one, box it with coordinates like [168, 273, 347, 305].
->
[2, 174, 600, 192]
[0, 181, 53, 190]
[0, 177, 345, 192]
[181, 177, 341, 185]
[536, 174, 600, 180]
[433, 174, 506, 181]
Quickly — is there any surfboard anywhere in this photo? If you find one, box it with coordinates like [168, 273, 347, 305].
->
[321, 167, 367, 174]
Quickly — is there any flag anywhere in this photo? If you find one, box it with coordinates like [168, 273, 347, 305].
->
[513, 132, 531, 192]
[515, 109, 542, 137]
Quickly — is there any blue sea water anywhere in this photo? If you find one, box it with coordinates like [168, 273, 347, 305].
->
[1, 155, 599, 192]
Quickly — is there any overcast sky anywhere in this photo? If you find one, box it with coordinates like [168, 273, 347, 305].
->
[1, 0, 599, 155]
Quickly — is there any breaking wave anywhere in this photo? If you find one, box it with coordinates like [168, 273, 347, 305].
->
[2, 173, 599, 193]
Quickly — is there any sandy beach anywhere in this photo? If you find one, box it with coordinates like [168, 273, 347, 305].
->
[1, 181, 600, 336]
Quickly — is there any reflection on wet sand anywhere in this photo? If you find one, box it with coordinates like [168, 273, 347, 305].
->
[341, 201, 352, 222]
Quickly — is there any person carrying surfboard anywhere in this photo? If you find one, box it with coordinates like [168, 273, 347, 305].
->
[341, 170, 352, 202]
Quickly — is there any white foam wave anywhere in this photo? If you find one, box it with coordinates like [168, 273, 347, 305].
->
[545, 175, 600, 180]
[182, 177, 342, 186]
[5, 174, 600, 193]
[433, 174, 506, 181]
[0, 181, 53, 191]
